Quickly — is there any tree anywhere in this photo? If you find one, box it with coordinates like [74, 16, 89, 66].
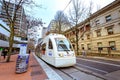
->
[68, 0, 87, 55]
[53, 10, 71, 34]
[26, 16, 44, 28]
[26, 16, 44, 51]
[0, 0, 42, 62]
[68, 0, 95, 55]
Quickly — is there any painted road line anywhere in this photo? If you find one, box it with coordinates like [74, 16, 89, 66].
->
[76, 63, 108, 74]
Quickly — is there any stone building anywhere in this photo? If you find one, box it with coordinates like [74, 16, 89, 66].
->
[65, 0, 120, 55]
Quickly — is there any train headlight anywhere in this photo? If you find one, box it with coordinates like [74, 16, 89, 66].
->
[58, 53, 64, 57]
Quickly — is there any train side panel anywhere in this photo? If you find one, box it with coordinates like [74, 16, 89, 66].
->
[41, 36, 56, 66]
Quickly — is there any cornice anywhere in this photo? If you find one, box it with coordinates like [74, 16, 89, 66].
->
[90, 0, 120, 19]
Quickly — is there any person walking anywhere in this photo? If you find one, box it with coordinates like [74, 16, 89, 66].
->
[82, 47, 86, 57]
[28, 50, 31, 54]
[0, 48, 3, 61]
[2, 49, 8, 59]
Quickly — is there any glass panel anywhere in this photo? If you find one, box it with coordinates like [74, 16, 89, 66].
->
[48, 39, 53, 49]
[87, 44, 91, 50]
[107, 28, 113, 35]
[109, 41, 116, 50]
[106, 15, 111, 22]
[96, 31, 101, 37]
[97, 42, 102, 47]
[55, 38, 73, 51]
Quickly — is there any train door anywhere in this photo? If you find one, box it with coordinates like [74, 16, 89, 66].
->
[41, 43, 46, 55]
[47, 38, 54, 57]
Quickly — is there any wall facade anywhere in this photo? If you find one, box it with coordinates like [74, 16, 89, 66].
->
[65, 0, 120, 55]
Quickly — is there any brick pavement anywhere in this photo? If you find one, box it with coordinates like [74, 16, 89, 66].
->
[0, 53, 48, 80]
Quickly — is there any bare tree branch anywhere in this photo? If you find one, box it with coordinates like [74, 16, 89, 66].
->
[68, 0, 93, 55]
[0, 0, 43, 62]
[53, 10, 71, 34]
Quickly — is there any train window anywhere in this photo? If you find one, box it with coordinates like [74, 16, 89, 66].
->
[55, 38, 73, 51]
[48, 39, 53, 49]
[42, 43, 46, 55]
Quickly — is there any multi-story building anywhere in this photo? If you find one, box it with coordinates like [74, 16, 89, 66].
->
[47, 20, 58, 33]
[0, 1, 27, 38]
[42, 27, 47, 38]
[27, 26, 42, 44]
[65, 0, 120, 56]
[0, 1, 27, 52]
[0, 20, 21, 51]
[47, 20, 71, 34]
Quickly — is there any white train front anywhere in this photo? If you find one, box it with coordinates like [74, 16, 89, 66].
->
[35, 33, 76, 67]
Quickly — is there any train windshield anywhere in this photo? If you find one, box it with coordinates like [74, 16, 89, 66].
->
[55, 38, 73, 51]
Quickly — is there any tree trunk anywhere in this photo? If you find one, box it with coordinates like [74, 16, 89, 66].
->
[6, 23, 14, 62]
[76, 30, 79, 55]
[75, 23, 79, 56]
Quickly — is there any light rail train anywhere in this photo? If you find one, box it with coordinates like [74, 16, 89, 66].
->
[35, 33, 76, 67]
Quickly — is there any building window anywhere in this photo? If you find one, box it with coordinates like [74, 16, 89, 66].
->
[105, 15, 111, 22]
[73, 31, 75, 35]
[80, 27, 84, 33]
[87, 44, 91, 50]
[107, 28, 113, 35]
[81, 37, 84, 40]
[97, 42, 102, 47]
[95, 20, 100, 25]
[81, 44, 84, 50]
[109, 41, 116, 50]
[97, 42, 103, 50]
[85, 24, 90, 31]
[87, 34, 90, 39]
[96, 30, 101, 37]
[0, 33, 8, 41]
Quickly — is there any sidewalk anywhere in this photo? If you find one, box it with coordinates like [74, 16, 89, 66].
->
[0, 53, 48, 80]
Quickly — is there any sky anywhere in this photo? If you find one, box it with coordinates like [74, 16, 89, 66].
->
[29, 0, 115, 27]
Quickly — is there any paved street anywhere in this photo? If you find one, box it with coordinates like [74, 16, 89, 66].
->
[76, 57, 120, 80]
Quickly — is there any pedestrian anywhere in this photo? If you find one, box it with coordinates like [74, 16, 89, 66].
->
[82, 47, 86, 57]
[0, 48, 3, 61]
[2, 49, 8, 59]
[28, 50, 31, 54]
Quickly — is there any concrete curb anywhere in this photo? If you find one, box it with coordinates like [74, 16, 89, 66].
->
[33, 53, 63, 80]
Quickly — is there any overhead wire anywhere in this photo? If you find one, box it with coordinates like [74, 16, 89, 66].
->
[63, 0, 72, 12]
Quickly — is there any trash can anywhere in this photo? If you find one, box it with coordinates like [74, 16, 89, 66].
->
[16, 54, 29, 73]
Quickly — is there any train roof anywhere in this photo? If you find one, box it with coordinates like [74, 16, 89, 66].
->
[38, 33, 67, 45]
[46, 33, 66, 38]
